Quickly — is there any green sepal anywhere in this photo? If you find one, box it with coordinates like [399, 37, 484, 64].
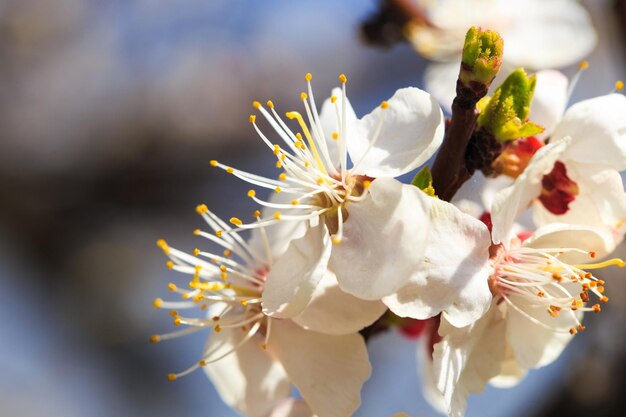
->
[411, 166, 436, 197]
[460, 26, 504, 86]
[477, 68, 544, 142]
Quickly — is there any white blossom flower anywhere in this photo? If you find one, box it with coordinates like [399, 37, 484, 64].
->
[407, 0, 597, 110]
[268, 398, 412, 417]
[490, 71, 626, 246]
[209, 73, 445, 307]
[429, 223, 624, 417]
[152, 206, 383, 417]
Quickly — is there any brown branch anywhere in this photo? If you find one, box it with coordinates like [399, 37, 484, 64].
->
[431, 74, 488, 201]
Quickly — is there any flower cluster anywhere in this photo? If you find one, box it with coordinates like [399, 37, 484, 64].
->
[151, 30, 625, 417]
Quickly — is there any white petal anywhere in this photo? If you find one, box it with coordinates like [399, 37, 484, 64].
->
[417, 337, 448, 415]
[269, 320, 370, 417]
[423, 61, 461, 113]
[481, 174, 514, 213]
[524, 223, 617, 264]
[268, 399, 315, 417]
[530, 70, 568, 139]
[292, 270, 387, 335]
[533, 164, 626, 247]
[348, 87, 444, 178]
[383, 197, 492, 327]
[505, 293, 577, 368]
[555, 94, 626, 170]
[248, 191, 309, 262]
[504, 0, 596, 68]
[433, 305, 507, 417]
[489, 346, 527, 388]
[262, 223, 331, 318]
[204, 328, 290, 417]
[491, 138, 570, 244]
[319, 87, 357, 168]
[330, 178, 429, 299]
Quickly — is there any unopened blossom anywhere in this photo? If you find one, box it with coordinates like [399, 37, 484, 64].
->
[407, 0, 596, 110]
[429, 224, 624, 417]
[210, 73, 446, 308]
[490, 71, 626, 246]
[153, 206, 383, 417]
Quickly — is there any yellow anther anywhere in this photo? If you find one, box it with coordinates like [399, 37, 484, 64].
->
[597, 285, 605, 293]
[338, 74, 347, 83]
[276, 160, 283, 168]
[209, 160, 218, 167]
[261, 343, 267, 350]
[601, 296, 609, 303]
[230, 217, 243, 226]
[241, 299, 248, 306]
[220, 272, 228, 280]
[332, 236, 342, 245]
[267, 100, 274, 108]
[169, 310, 178, 317]
[252, 210, 261, 218]
[316, 177, 324, 185]
[285, 111, 328, 177]
[224, 249, 232, 257]
[291, 200, 299, 205]
[252, 100, 261, 109]
[196, 204, 208, 214]
[275, 186, 282, 193]
[330, 95, 337, 104]
[247, 189, 256, 198]
[274, 212, 282, 220]
[150, 335, 161, 344]
[156, 239, 169, 254]
[214, 230, 222, 237]
[167, 374, 177, 382]
[332, 131, 339, 140]
[295, 132, 303, 140]
[193, 294, 203, 302]
[616, 80, 624, 91]
[200, 304, 207, 310]
[579, 60, 589, 69]
[300, 92, 308, 101]
[219, 265, 227, 272]
[226, 167, 234, 174]
[166, 261, 174, 269]
[578, 324, 586, 332]
[363, 180, 372, 189]
[537, 291, 545, 297]
[192, 248, 200, 256]
[193, 228, 201, 236]
[152, 298, 164, 309]
[212, 316, 220, 322]
[168, 283, 177, 292]
[173, 317, 182, 326]
[569, 328, 578, 335]
[249, 114, 257, 124]
[593, 304, 601, 313]
[305, 73, 312, 81]
[279, 173, 287, 181]
[198, 360, 207, 366]
[380, 100, 389, 109]
[214, 325, 222, 333]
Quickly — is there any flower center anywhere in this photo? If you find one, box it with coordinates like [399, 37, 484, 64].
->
[489, 241, 624, 335]
[538, 161, 579, 215]
[152, 207, 278, 381]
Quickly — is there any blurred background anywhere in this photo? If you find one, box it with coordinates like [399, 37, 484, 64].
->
[0, 1, 624, 416]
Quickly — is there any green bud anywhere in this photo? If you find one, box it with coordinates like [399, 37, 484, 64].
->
[460, 26, 504, 86]
[477, 68, 544, 142]
[411, 166, 436, 197]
